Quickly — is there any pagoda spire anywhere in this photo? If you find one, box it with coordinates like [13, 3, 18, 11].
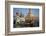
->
[27, 9, 32, 17]
[29, 9, 32, 14]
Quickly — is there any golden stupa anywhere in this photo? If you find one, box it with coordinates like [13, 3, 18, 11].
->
[25, 9, 35, 23]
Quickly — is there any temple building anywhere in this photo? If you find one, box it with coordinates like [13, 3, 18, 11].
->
[15, 12, 25, 25]
[14, 9, 39, 27]
[25, 9, 36, 22]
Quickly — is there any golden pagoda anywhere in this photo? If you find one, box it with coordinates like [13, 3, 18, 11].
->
[25, 9, 35, 23]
